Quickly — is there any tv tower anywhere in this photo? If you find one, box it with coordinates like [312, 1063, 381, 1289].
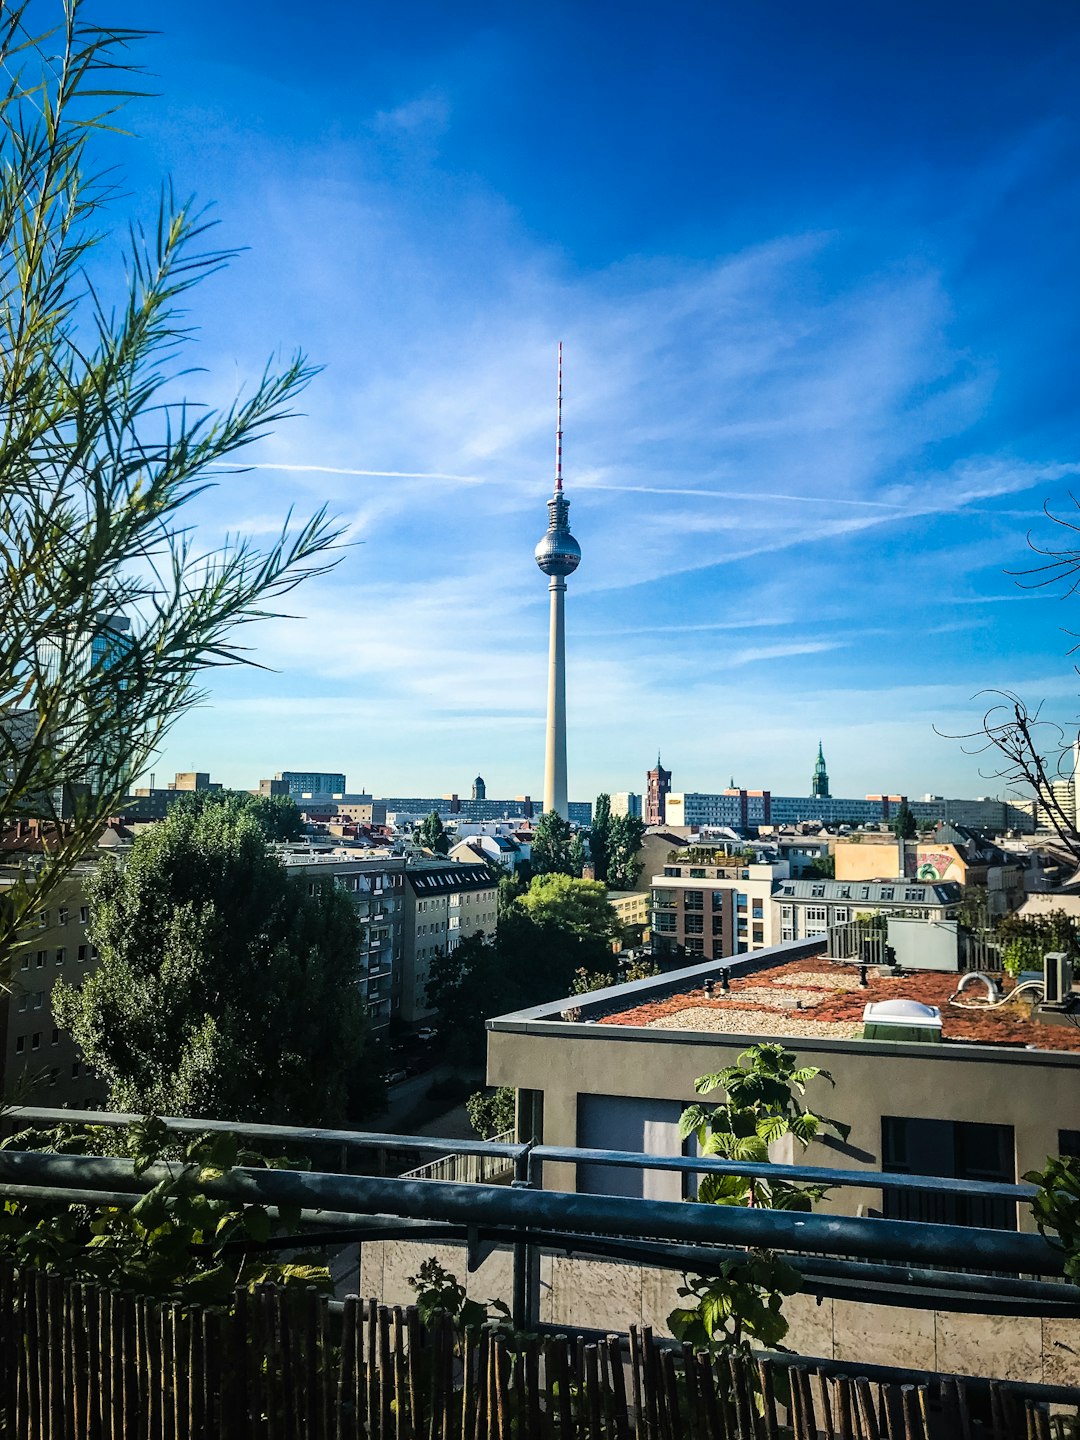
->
[534, 343, 581, 819]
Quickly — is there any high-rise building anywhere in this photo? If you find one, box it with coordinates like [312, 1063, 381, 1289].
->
[534, 344, 581, 821]
[646, 755, 671, 826]
[472, 775, 486, 801]
[811, 741, 830, 799]
[34, 612, 133, 809]
[273, 771, 346, 798]
[610, 792, 642, 819]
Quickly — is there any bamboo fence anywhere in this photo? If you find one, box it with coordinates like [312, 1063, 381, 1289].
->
[0, 1266, 1074, 1440]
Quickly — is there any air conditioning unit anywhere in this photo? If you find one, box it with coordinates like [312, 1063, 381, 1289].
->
[1043, 951, 1075, 1006]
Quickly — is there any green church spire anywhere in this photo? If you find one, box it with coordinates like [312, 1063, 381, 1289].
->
[812, 740, 830, 799]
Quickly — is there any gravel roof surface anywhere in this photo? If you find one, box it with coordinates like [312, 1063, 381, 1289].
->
[598, 955, 1080, 1052]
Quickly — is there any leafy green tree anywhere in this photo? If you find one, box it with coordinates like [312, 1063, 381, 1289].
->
[0, 7, 340, 980]
[426, 907, 611, 1062]
[892, 802, 917, 840]
[170, 789, 305, 843]
[568, 832, 588, 877]
[808, 853, 835, 879]
[466, 1086, 516, 1139]
[606, 812, 647, 889]
[414, 811, 450, 855]
[497, 870, 526, 913]
[531, 811, 575, 875]
[669, 1044, 849, 1357]
[590, 793, 612, 883]
[515, 874, 621, 946]
[53, 801, 382, 1125]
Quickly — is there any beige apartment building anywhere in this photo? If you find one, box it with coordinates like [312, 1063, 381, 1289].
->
[650, 855, 787, 961]
[0, 863, 105, 1110]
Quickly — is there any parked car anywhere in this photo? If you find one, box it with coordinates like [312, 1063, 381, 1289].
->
[416, 1027, 438, 1043]
[382, 1069, 408, 1087]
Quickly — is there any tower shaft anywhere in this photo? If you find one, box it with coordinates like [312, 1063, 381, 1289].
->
[544, 577, 568, 818]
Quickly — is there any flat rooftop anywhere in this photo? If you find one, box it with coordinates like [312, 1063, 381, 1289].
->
[597, 952, 1080, 1052]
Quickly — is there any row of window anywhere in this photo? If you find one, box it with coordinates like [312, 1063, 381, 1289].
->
[34, 906, 90, 928]
[20, 945, 94, 970]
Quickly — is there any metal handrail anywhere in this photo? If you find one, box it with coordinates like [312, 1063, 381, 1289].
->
[529, 1144, 1037, 1200]
[9, 1108, 1037, 1200]
[0, 1150, 1060, 1277]
[7, 1107, 529, 1164]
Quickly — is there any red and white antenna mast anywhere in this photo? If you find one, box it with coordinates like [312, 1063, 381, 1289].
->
[555, 340, 564, 493]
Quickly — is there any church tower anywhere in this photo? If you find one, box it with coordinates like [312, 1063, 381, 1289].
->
[811, 741, 830, 799]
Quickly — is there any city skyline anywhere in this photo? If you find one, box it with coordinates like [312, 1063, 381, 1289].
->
[94, 1, 1080, 799]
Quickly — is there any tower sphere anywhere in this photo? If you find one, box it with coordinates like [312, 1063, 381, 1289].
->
[534, 527, 581, 577]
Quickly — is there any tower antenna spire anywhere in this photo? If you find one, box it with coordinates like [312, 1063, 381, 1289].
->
[555, 340, 563, 493]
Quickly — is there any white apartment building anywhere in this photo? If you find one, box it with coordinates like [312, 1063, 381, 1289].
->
[402, 861, 499, 1024]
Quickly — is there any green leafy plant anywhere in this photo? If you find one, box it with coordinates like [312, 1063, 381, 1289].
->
[0, 1116, 330, 1302]
[466, 1086, 516, 1140]
[406, 1257, 511, 1332]
[0, 4, 342, 980]
[669, 1043, 850, 1358]
[1023, 1154, 1080, 1282]
[670, 1254, 801, 1351]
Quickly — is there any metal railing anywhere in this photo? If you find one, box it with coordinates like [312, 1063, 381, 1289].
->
[400, 1129, 515, 1184]
[2, 1106, 1068, 1339]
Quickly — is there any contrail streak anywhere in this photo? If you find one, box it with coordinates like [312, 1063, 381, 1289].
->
[208, 462, 482, 482]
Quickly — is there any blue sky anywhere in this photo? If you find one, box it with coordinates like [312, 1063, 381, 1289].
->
[83, 2, 1080, 800]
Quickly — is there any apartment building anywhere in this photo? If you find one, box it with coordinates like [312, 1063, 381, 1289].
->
[0, 864, 105, 1110]
[650, 855, 789, 961]
[834, 825, 1025, 919]
[774, 877, 962, 941]
[284, 854, 407, 1032]
[402, 861, 499, 1025]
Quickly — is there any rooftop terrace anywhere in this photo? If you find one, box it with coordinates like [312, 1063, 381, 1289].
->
[595, 950, 1080, 1050]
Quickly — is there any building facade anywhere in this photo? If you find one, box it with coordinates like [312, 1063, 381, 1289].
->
[774, 877, 963, 941]
[0, 864, 105, 1110]
[667, 789, 1033, 834]
[401, 861, 499, 1024]
[485, 939, 1080, 1229]
[274, 771, 347, 798]
[284, 854, 407, 1032]
[650, 857, 788, 960]
[610, 792, 643, 819]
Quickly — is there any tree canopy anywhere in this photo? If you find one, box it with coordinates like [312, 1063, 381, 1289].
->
[514, 874, 621, 946]
[530, 812, 577, 876]
[170, 790, 306, 843]
[590, 794, 612, 882]
[891, 801, 917, 840]
[425, 905, 614, 1062]
[414, 811, 450, 855]
[606, 812, 646, 889]
[0, 6, 339, 981]
[54, 801, 382, 1125]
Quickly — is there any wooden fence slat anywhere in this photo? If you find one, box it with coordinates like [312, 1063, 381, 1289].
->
[755, 1358, 779, 1440]
[3, 1261, 1080, 1440]
[627, 1330, 646, 1440]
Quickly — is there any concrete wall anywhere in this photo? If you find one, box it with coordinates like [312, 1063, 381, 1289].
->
[357, 1238, 1080, 1387]
[486, 1021, 1080, 1223]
